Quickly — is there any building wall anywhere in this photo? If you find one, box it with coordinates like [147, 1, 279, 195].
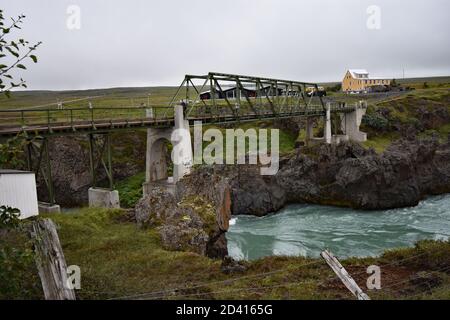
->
[0, 172, 39, 219]
[342, 71, 364, 92]
[342, 71, 391, 92]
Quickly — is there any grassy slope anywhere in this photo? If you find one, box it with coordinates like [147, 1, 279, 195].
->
[361, 87, 450, 153]
[116, 172, 146, 208]
[0, 87, 180, 110]
[33, 209, 450, 300]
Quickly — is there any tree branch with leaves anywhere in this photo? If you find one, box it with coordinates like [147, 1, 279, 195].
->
[0, 9, 42, 97]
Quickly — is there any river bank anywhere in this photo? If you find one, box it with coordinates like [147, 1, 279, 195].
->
[2, 208, 449, 300]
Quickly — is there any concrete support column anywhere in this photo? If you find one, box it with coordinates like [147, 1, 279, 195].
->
[146, 107, 154, 118]
[305, 118, 315, 146]
[340, 102, 367, 142]
[145, 128, 171, 183]
[88, 188, 120, 208]
[324, 102, 332, 144]
[172, 104, 193, 183]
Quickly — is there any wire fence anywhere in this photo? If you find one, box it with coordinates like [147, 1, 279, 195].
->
[95, 245, 450, 301]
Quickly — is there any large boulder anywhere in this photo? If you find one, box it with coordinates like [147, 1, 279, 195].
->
[135, 187, 229, 258]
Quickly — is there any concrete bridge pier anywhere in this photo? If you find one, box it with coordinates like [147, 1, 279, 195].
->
[339, 101, 367, 142]
[305, 103, 332, 146]
[324, 103, 332, 144]
[143, 104, 193, 196]
[88, 188, 120, 208]
[306, 102, 367, 145]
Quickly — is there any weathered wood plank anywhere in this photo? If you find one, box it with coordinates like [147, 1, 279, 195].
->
[30, 218, 76, 300]
[321, 250, 370, 300]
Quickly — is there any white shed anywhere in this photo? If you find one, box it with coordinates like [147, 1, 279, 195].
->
[0, 169, 39, 219]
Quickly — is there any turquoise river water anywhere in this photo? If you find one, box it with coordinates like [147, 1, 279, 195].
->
[227, 195, 450, 260]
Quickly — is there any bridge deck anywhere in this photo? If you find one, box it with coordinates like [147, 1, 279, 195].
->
[0, 105, 356, 137]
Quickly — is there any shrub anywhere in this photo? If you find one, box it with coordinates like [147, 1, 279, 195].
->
[0, 206, 21, 229]
[362, 113, 389, 130]
[327, 83, 342, 92]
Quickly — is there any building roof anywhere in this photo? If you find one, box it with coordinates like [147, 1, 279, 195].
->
[348, 69, 369, 78]
[200, 86, 257, 95]
[0, 169, 33, 174]
[347, 69, 390, 80]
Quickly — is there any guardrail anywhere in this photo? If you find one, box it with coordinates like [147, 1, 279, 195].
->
[0, 102, 359, 137]
[0, 106, 174, 133]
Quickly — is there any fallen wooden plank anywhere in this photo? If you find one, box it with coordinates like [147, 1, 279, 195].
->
[321, 249, 370, 300]
[30, 218, 76, 300]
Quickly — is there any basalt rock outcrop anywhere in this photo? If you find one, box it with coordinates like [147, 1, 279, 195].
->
[135, 184, 231, 258]
[36, 133, 146, 206]
[176, 165, 286, 217]
[278, 136, 450, 209]
[179, 136, 450, 216]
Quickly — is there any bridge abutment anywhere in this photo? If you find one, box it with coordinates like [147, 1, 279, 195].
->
[339, 102, 367, 143]
[306, 102, 367, 145]
[143, 104, 193, 196]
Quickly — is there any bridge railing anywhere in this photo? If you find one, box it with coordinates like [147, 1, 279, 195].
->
[0, 106, 175, 134]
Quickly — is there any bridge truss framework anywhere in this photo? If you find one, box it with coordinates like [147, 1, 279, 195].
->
[0, 72, 364, 210]
[166, 72, 328, 120]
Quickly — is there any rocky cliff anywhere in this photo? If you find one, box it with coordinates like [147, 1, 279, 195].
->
[37, 132, 146, 206]
[177, 135, 450, 216]
[278, 136, 450, 210]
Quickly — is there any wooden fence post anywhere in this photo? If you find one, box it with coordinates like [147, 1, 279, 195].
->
[321, 250, 370, 300]
[30, 218, 76, 300]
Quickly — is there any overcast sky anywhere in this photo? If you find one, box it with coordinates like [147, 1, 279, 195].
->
[2, 0, 450, 90]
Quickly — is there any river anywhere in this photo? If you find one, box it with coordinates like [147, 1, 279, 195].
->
[227, 194, 450, 260]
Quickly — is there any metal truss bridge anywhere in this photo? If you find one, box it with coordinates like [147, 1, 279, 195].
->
[0, 72, 360, 207]
[0, 72, 356, 138]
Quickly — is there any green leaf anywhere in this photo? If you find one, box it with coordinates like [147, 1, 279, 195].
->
[0, 64, 7, 69]
[16, 64, 26, 69]
[10, 41, 18, 50]
[5, 46, 19, 58]
[30, 55, 37, 63]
